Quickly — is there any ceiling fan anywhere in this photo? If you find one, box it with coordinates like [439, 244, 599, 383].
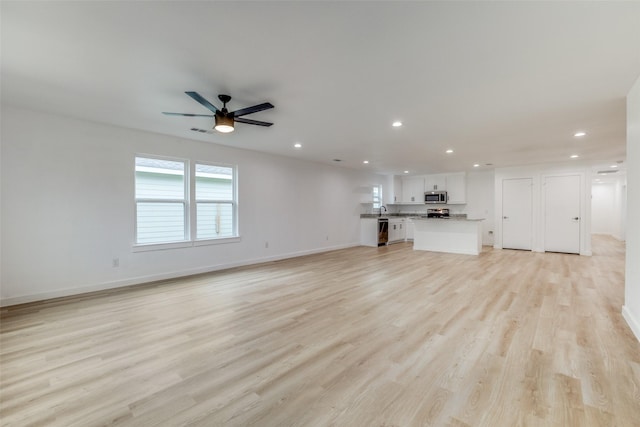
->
[163, 91, 274, 133]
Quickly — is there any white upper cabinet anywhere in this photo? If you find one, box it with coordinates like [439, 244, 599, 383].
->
[445, 172, 466, 204]
[401, 177, 425, 203]
[424, 174, 447, 191]
[394, 172, 466, 204]
[393, 176, 403, 203]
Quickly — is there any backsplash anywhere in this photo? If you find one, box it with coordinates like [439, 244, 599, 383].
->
[360, 203, 467, 216]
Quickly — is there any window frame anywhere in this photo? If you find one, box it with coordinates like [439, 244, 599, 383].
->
[372, 184, 382, 211]
[133, 154, 240, 252]
[192, 160, 239, 241]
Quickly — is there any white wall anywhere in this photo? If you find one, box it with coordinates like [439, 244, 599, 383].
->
[465, 170, 495, 246]
[623, 75, 640, 342]
[591, 178, 626, 240]
[0, 106, 388, 306]
[494, 164, 592, 255]
[591, 183, 617, 235]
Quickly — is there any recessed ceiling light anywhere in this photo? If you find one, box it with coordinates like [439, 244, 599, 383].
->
[392, 121, 402, 127]
[403, 170, 409, 174]
[363, 160, 369, 164]
[446, 149, 453, 154]
[473, 164, 480, 167]
[293, 143, 302, 149]
[570, 154, 579, 158]
[574, 131, 586, 137]
[610, 164, 618, 168]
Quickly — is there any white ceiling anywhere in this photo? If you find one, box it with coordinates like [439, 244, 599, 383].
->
[2, 1, 639, 175]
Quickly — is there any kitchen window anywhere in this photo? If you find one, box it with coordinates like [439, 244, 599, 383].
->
[134, 156, 238, 248]
[372, 185, 382, 210]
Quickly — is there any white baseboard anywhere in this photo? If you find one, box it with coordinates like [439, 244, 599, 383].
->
[622, 305, 640, 343]
[0, 243, 359, 307]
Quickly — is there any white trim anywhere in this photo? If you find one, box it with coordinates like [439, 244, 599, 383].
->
[133, 236, 241, 252]
[0, 243, 358, 307]
[193, 236, 241, 247]
[132, 241, 192, 252]
[622, 305, 640, 343]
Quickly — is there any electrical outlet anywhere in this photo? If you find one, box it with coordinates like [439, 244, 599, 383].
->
[265, 241, 269, 249]
[112, 258, 119, 268]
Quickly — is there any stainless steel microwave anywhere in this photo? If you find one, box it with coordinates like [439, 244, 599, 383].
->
[425, 191, 447, 204]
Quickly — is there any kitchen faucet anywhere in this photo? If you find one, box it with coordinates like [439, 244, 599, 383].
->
[379, 205, 387, 217]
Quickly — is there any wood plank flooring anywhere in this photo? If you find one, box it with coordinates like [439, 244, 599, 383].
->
[1, 235, 639, 426]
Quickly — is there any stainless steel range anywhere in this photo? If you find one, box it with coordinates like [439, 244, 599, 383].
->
[426, 208, 450, 218]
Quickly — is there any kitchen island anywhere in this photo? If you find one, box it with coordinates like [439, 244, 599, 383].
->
[413, 218, 484, 255]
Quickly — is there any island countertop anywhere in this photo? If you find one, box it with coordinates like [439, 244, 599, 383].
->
[413, 217, 484, 222]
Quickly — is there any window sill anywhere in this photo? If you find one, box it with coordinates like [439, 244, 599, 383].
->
[133, 236, 241, 252]
[194, 236, 241, 247]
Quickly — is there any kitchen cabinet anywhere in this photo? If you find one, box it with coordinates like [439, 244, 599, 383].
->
[424, 174, 447, 191]
[405, 218, 415, 241]
[393, 176, 403, 203]
[413, 218, 483, 255]
[389, 218, 406, 243]
[395, 172, 466, 205]
[445, 172, 466, 204]
[358, 185, 375, 203]
[401, 177, 424, 203]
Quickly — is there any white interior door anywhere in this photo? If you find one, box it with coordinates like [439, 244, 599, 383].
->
[545, 175, 581, 254]
[502, 178, 533, 250]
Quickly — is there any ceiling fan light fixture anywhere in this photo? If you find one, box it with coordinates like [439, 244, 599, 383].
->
[214, 114, 234, 133]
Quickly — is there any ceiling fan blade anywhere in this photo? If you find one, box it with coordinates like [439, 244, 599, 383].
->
[235, 117, 273, 127]
[163, 112, 214, 117]
[185, 91, 219, 113]
[231, 102, 274, 117]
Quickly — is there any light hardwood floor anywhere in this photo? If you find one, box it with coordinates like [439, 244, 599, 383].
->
[1, 235, 639, 426]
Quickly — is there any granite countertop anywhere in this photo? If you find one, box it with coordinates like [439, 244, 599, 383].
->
[413, 217, 484, 221]
[360, 214, 477, 220]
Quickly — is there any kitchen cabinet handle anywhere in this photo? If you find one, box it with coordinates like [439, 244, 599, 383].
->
[503, 216, 508, 219]
[573, 217, 579, 220]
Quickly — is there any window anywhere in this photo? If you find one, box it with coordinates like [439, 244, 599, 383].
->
[195, 163, 236, 239]
[372, 185, 382, 210]
[135, 156, 237, 247]
[135, 157, 187, 244]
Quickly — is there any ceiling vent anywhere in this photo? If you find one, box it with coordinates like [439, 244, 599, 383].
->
[597, 170, 619, 175]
